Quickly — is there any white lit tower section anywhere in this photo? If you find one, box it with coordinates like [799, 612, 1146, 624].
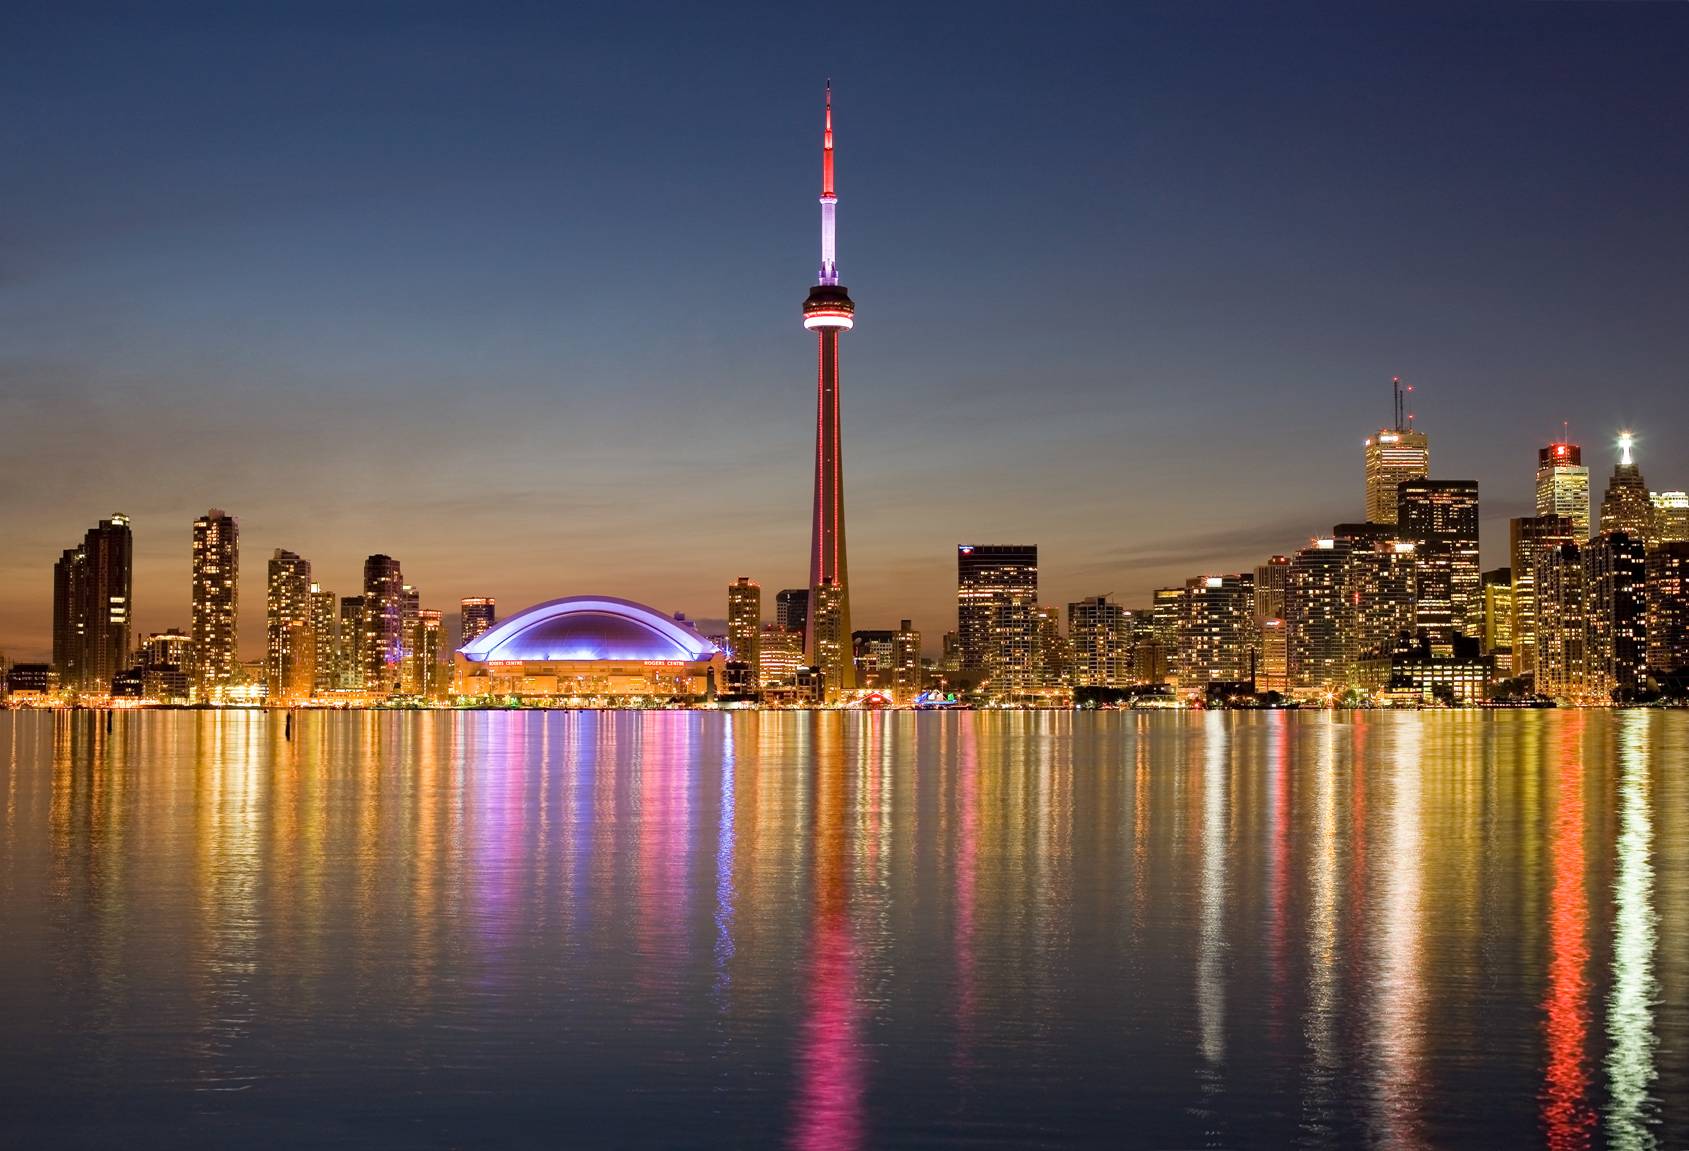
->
[803, 83, 856, 696]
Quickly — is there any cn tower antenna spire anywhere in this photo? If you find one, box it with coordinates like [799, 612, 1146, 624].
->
[818, 82, 838, 286]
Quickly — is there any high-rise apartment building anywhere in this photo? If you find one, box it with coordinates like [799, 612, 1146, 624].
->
[1510, 515, 1575, 680]
[1533, 542, 1588, 699]
[51, 514, 133, 692]
[1537, 441, 1591, 541]
[310, 584, 339, 694]
[1178, 574, 1256, 686]
[1257, 618, 1289, 693]
[1034, 605, 1070, 690]
[726, 578, 762, 685]
[1646, 543, 1689, 679]
[413, 609, 446, 699]
[1600, 434, 1654, 541]
[956, 545, 1039, 698]
[1067, 595, 1131, 688]
[265, 549, 315, 702]
[361, 555, 406, 695]
[1397, 479, 1480, 644]
[1333, 523, 1418, 659]
[1287, 538, 1352, 692]
[191, 509, 239, 700]
[460, 597, 497, 648]
[1364, 378, 1429, 524]
[1584, 532, 1647, 700]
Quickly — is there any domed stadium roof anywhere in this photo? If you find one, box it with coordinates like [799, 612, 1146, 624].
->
[459, 596, 718, 663]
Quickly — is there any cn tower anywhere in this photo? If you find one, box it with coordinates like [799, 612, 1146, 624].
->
[802, 82, 856, 697]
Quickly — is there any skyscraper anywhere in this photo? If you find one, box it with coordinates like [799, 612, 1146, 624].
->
[1649, 491, 1689, 547]
[191, 508, 239, 701]
[338, 595, 366, 690]
[1509, 514, 1575, 681]
[1533, 542, 1588, 699]
[1599, 432, 1654, 541]
[1584, 531, 1646, 700]
[51, 514, 133, 692]
[1253, 555, 1290, 625]
[1537, 440, 1591, 541]
[726, 578, 762, 686]
[1364, 378, 1429, 525]
[1397, 479, 1481, 645]
[362, 555, 405, 695]
[1287, 538, 1351, 692]
[775, 589, 810, 636]
[1482, 567, 1514, 676]
[460, 597, 497, 647]
[802, 84, 857, 699]
[1646, 542, 1689, 680]
[957, 545, 1038, 698]
[265, 549, 315, 702]
[309, 583, 339, 694]
[1332, 523, 1418, 660]
[891, 620, 921, 704]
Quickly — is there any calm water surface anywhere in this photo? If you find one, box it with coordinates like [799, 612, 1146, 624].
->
[1, 710, 1686, 1149]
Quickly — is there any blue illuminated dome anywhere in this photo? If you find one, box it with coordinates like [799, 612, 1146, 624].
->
[458, 596, 718, 663]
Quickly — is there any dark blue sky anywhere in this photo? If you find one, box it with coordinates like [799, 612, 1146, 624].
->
[4, 3, 1688, 657]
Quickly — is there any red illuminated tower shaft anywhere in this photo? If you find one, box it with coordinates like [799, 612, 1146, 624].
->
[802, 84, 856, 695]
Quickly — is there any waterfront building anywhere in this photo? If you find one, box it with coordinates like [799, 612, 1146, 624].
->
[1358, 635, 1490, 706]
[802, 86, 856, 699]
[1253, 555, 1290, 625]
[5, 664, 57, 699]
[1363, 378, 1429, 524]
[1537, 441, 1591, 541]
[1584, 531, 1647, 700]
[1178, 574, 1256, 687]
[1509, 514, 1574, 681]
[892, 620, 921, 704]
[265, 550, 315, 702]
[1067, 595, 1131, 688]
[191, 509, 239, 701]
[1397, 479, 1481, 643]
[310, 585, 338, 694]
[727, 578, 762, 685]
[1533, 542, 1589, 699]
[1651, 491, 1689, 547]
[956, 545, 1039, 698]
[1647, 542, 1689, 680]
[1600, 433, 1654, 541]
[1287, 538, 1352, 693]
[758, 625, 805, 690]
[338, 595, 366, 690]
[460, 597, 497, 647]
[52, 514, 133, 693]
[454, 596, 725, 701]
[1481, 567, 1514, 676]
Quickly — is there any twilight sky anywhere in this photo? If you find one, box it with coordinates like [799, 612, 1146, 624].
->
[4, 3, 1688, 661]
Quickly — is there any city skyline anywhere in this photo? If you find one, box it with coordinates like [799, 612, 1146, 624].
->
[5, 6, 1689, 661]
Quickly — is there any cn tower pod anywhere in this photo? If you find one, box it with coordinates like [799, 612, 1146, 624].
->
[803, 284, 854, 330]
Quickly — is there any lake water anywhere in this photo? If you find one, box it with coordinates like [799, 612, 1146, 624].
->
[1, 709, 1685, 1149]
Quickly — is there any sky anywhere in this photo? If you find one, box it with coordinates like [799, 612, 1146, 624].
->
[3, 2, 1689, 661]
